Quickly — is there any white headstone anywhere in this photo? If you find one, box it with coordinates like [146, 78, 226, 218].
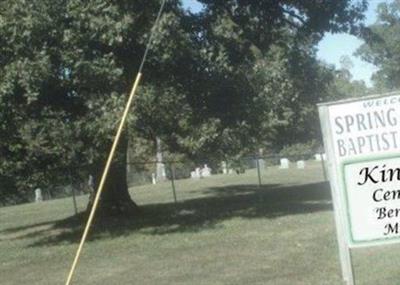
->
[314, 153, 322, 161]
[35, 188, 43, 202]
[201, 164, 211, 177]
[87, 175, 94, 192]
[221, 161, 227, 174]
[191, 169, 200, 179]
[228, 169, 233, 174]
[152, 173, 156, 185]
[279, 158, 289, 169]
[156, 162, 166, 181]
[88, 175, 94, 188]
[65, 185, 73, 195]
[195, 167, 201, 178]
[296, 160, 305, 169]
[258, 159, 266, 169]
[155, 137, 166, 181]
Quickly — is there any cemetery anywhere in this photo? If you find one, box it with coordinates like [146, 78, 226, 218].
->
[3, 1, 400, 284]
[2, 152, 400, 284]
[2, 161, 400, 285]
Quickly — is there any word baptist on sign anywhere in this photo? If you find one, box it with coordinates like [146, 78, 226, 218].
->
[334, 108, 400, 157]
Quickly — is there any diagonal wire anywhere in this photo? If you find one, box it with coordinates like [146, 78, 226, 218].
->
[65, 1, 167, 284]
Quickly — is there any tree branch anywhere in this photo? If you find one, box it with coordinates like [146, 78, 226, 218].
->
[282, 8, 307, 26]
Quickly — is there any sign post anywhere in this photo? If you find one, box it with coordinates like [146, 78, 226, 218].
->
[318, 91, 400, 284]
[319, 105, 354, 285]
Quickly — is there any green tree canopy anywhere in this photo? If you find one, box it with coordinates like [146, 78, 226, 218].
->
[357, 0, 400, 91]
[0, 0, 367, 209]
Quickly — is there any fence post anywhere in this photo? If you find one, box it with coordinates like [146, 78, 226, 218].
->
[46, 188, 52, 200]
[256, 157, 262, 187]
[69, 171, 78, 215]
[320, 153, 328, 181]
[71, 185, 78, 215]
[170, 163, 177, 204]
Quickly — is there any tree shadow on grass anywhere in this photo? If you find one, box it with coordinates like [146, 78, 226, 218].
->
[1, 181, 333, 247]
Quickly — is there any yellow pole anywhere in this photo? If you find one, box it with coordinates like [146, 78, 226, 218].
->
[65, 1, 166, 283]
[65, 72, 142, 285]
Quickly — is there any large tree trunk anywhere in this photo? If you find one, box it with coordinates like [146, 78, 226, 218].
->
[87, 133, 139, 216]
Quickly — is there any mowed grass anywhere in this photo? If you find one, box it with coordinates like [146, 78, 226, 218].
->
[1, 162, 400, 285]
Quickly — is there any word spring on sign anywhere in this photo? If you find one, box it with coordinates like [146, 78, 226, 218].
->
[334, 108, 400, 157]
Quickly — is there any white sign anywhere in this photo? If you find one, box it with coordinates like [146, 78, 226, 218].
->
[319, 92, 400, 284]
[321, 92, 400, 247]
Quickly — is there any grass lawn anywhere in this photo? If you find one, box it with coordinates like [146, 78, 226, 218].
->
[1, 161, 400, 284]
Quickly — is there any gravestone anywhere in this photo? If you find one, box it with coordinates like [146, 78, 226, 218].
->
[297, 160, 305, 169]
[35, 188, 43, 202]
[195, 167, 201, 178]
[314, 153, 322, 161]
[152, 173, 156, 185]
[258, 159, 266, 169]
[228, 169, 233, 174]
[279, 158, 289, 169]
[201, 164, 211, 177]
[88, 175, 94, 193]
[156, 137, 166, 181]
[221, 161, 227, 174]
[156, 163, 166, 181]
[191, 168, 201, 179]
[65, 185, 73, 195]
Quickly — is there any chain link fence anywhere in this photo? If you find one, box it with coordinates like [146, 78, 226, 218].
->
[2, 151, 329, 214]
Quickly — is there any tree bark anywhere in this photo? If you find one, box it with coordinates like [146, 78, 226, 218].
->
[87, 133, 139, 216]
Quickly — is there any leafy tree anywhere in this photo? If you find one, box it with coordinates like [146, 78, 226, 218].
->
[249, 43, 333, 149]
[318, 55, 369, 104]
[357, 0, 400, 91]
[326, 67, 368, 101]
[184, 0, 368, 151]
[0, 0, 78, 204]
[0, 0, 367, 212]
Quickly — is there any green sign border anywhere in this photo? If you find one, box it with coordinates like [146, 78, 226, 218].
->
[340, 153, 400, 247]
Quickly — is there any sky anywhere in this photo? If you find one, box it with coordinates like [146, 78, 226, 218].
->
[316, 1, 386, 87]
[181, 0, 389, 87]
[182, 0, 203, 13]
